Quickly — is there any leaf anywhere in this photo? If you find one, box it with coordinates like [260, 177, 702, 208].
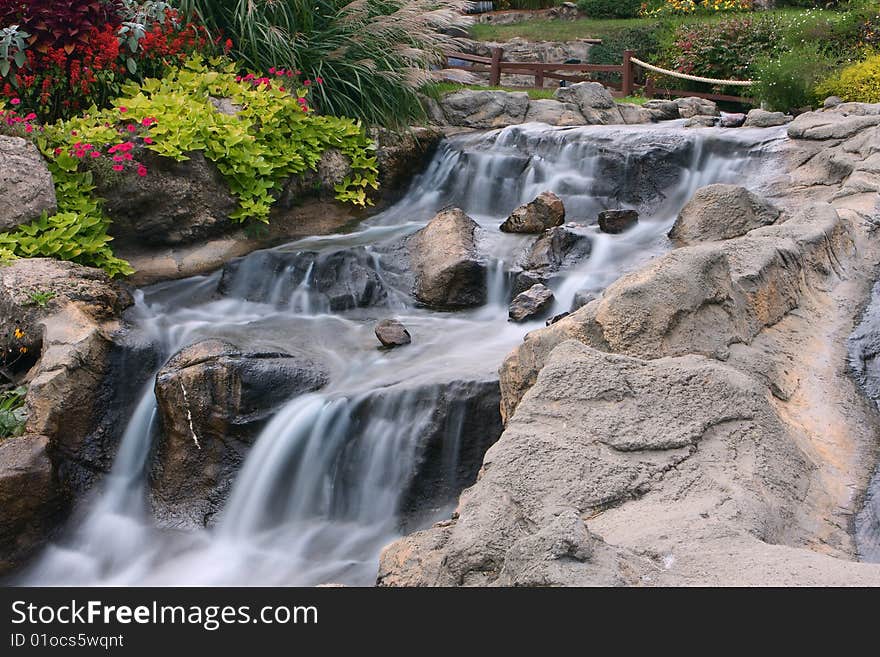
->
[126, 57, 137, 75]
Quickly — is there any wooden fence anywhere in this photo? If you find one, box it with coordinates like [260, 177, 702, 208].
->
[443, 48, 754, 105]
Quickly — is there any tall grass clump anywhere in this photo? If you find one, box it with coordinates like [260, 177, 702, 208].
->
[179, 0, 472, 126]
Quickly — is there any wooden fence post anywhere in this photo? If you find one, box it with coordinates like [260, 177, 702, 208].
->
[622, 49, 634, 97]
[490, 47, 502, 87]
[535, 65, 544, 89]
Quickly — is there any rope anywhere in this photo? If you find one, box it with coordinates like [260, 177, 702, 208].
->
[630, 57, 755, 87]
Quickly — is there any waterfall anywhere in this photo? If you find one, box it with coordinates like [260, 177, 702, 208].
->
[21, 122, 786, 586]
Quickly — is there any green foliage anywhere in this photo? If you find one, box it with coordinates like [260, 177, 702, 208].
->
[816, 52, 880, 103]
[589, 25, 663, 84]
[178, 0, 466, 127]
[577, 0, 642, 19]
[25, 290, 57, 308]
[0, 386, 27, 439]
[117, 58, 378, 221]
[752, 44, 832, 111]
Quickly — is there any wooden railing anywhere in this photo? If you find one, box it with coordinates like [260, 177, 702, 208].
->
[444, 48, 754, 105]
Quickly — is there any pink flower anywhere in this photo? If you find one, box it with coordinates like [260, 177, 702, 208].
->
[112, 164, 124, 172]
[143, 137, 153, 145]
[91, 151, 101, 158]
[315, 77, 323, 85]
[279, 87, 286, 93]
[304, 79, 311, 86]
[74, 150, 86, 158]
[10, 98, 20, 105]
[25, 124, 33, 133]
[53, 147, 62, 156]
[24, 113, 36, 120]
[269, 67, 276, 74]
[123, 153, 133, 161]
[126, 124, 137, 133]
[71, 130, 77, 136]
[137, 166, 147, 177]
[141, 117, 156, 127]
[119, 106, 128, 113]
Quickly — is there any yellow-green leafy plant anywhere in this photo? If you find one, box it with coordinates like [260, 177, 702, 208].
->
[816, 52, 880, 103]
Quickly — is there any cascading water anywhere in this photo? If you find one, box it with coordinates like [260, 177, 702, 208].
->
[21, 122, 786, 586]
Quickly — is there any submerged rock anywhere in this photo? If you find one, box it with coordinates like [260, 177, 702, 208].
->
[409, 208, 487, 309]
[375, 319, 412, 348]
[0, 136, 57, 231]
[509, 284, 555, 322]
[598, 209, 639, 234]
[152, 339, 328, 528]
[669, 184, 781, 245]
[501, 191, 565, 234]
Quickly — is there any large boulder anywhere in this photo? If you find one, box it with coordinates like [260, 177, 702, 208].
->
[554, 82, 625, 125]
[0, 136, 57, 232]
[524, 99, 587, 126]
[744, 109, 793, 128]
[152, 339, 329, 527]
[409, 208, 487, 309]
[643, 99, 680, 122]
[372, 127, 443, 198]
[668, 184, 781, 245]
[500, 191, 565, 233]
[439, 90, 530, 129]
[101, 150, 238, 248]
[787, 109, 880, 141]
[0, 434, 63, 574]
[509, 284, 555, 323]
[674, 97, 719, 119]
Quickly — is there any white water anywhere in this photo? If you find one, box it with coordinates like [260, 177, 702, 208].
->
[21, 123, 786, 586]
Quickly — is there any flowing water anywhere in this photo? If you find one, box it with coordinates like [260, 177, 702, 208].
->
[21, 122, 785, 586]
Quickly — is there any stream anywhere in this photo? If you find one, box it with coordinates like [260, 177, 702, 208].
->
[21, 122, 786, 586]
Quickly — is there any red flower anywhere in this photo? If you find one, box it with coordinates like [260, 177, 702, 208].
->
[137, 165, 147, 177]
[112, 164, 124, 172]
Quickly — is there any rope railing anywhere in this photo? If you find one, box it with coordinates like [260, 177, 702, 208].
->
[630, 57, 755, 87]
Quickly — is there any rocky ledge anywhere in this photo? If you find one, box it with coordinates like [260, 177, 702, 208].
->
[378, 101, 880, 586]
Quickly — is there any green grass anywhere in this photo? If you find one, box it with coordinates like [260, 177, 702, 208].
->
[425, 84, 651, 104]
[469, 9, 834, 42]
[426, 83, 557, 100]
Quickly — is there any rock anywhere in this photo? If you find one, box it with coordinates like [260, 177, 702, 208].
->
[512, 270, 547, 297]
[152, 339, 328, 527]
[372, 127, 443, 197]
[0, 434, 63, 573]
[280, 149, 353, 205]
[519, 226, 592, 273]
[674, 97, 719, 119]
[571, 290, 598, 311]
[598, 209, 639, 234]
[669, 184, 781, 245]
[744, 108, 793, 128]
[409, 208, 487, 309]
[554, 82, 624, 125]
[685, 115, 719, 128]
[546, 312, 570, 326]
[787, 111, 880, 141]
[439, 90, 530, 129]
[720, 113, 747, 128]
[0, 136, 57, 231]
[209, 96, 242, 116]
[524, 99, 586, 126]
[823, 96, 843, 109]
[509, 284, 555, 322]
[643, 99, 679, 122]
[101, 150, 237, 248]
[617, 103, 654, 125]
[500, 191, 565, 234]
[375, 319, 411, 348]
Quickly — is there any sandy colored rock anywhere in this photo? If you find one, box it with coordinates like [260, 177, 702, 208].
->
[500, 191, 565, 233]
[669, 184, 781, 244]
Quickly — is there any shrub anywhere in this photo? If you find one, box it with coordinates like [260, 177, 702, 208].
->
[752, 44, 833, 111]
[0, 57, 379, 276]
[589, 26, 663, 84]
[0, 1, 217, 121]
[668, 16, 786, 81]
[577, 0, 642, 18]
[179, 0, 468, 127]
[816, 52, 880, 103]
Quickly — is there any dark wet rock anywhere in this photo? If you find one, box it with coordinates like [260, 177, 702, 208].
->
[720, 113, 747, 128]
[152, 339, 329, 528]
[0, 136, 57, 231]
[0, 434, 63, 574]
[512, 270, 548, 297]
[375, 319, 412, 348]
[643, 100, 679, 122]
[546, 312, 570, 326]
[520, 226, 592, 274]
[598, 209, 639, 234]
[509, 284, 555, 322]
[409, 208, 486, 309]
[571, 290, 598, 312]
[500, 192, 565, 234]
